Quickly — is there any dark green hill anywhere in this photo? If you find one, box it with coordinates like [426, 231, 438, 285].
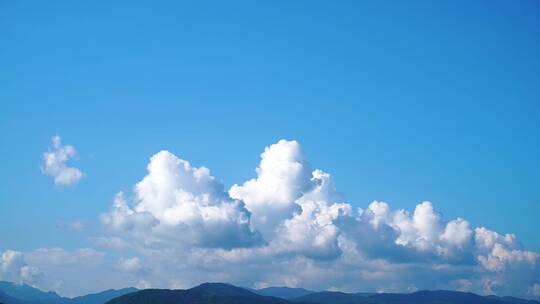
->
[106, 283, 288, 304]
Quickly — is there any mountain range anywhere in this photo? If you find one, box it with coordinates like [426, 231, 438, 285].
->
[1, 281, 538, 304]
[0, 282, 136, 304]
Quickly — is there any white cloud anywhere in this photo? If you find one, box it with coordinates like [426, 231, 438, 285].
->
[229, 140, 312, 238]
[0, 250, 42, 285]
[22, 139, 539, 299]
[98, 140, 540, 299]
[118, 257, 143, 273]
[89, 236, 131, 250]
[440, 218, 473, 248]
[477, 243, 537, 272]
[272, 170, 351, 259]
[475, 227, 517, 252]
[28, 248, 105, 266]
[22, 247, 132, 297]
[101, 150, 262, 248]
[41, 136, 84, 186]
[136, 280, 152, 289]
[474, 227, 538, 272]
[274, 199, 350, 259]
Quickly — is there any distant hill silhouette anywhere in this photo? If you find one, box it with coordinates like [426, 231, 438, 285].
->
[360, 290, 498, 304]
[1, 280, 539, 304]
[67, 288, 138, 304]
[254, 287, 314, 299]
[0, 282, 60, 302]
[0, 291, 27, 304]
[0, 282, 136, 304]
[292, 290, 368, 304]
[107, 283, 540, 304]
[106, 283, 288, 304]
[293, 290, 540, 304]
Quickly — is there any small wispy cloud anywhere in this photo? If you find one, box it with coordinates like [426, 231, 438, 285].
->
[117, 257, 144, 274]
[41, 135, 84, 186]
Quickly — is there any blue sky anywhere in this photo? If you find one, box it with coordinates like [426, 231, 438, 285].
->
[0, 0, 539, 298]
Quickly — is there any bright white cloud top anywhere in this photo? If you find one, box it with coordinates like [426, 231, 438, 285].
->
[7, 139, 538, 298]
[41, 136, 84, 186]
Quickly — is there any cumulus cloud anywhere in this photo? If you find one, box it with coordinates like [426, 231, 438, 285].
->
[229, 140, 312, 237]
[350, 201, 476, 262]
[61, 139, 540, 299]
[475, 227, 538, 272]
[272, 170, 351, 259]
[41, 136, 84, 186]
[0, 250, 42, 285]
[101, 150, 262, 248]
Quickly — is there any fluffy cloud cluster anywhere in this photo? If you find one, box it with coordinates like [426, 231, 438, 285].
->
[101, 150, 261, 248]
[12, 139, 536, 298]
[95, 139, 539, 299]
[41, 136, 84, 186]
[229, 140, 312, 238]
[475, 227, 538, 272]
[0, 250, 42, 285]
[344, 201, 476, 263]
